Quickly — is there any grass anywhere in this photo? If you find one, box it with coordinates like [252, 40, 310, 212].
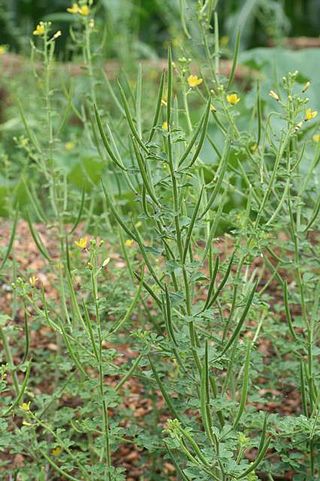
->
[1, 2, 320, 481]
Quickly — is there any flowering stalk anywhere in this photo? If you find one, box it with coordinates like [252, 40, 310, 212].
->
[96, 41, 267, 480]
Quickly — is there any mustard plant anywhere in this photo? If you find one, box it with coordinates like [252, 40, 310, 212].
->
[1, 2, 320, 481]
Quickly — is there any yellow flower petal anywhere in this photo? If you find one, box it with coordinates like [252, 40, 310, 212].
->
[33, 23, 45, 36]
[67, 3, 80, 14]
[125, 239, 134, 247]
[226, 93, 240, 105]
[79, 5, 90, 16]
[0, 45, 7, 56]
[313, 134, 320, 143]
[51, 447, 62, 457]
[305, 108, 318, 121]
[162, 121, 168, 131]
[187, 75, 203, 88]
[75, 237, 88, 249]
[20, 402, 31, 412]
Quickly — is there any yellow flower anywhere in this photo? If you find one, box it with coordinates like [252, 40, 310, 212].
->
[313, 134, 320, 143]
[269, 90, 280, 101]
[305, 108, 318, 121]
[0, 45, 7, 56]
[226, 93, 240, 105]
[20, 402, 31, 412]
[33, 22, 45, 36]
[75, 237, 88, 249]
[210, 104, 216, 112]
[67, 3, 80, 14]
[51, 447, 62, 457]
[79, 5, 90, 16]
[187, 75, 203, 88]
[125, 239, 134, 247]
[29, 276, 38, 287]
[162, 121, 168, 131]
[65, 141, 75, 151]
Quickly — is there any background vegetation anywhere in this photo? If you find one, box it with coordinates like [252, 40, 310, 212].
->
[1, 0, 320, 57]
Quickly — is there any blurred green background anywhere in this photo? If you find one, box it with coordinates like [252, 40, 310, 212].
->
[1, 0, 320, 59]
